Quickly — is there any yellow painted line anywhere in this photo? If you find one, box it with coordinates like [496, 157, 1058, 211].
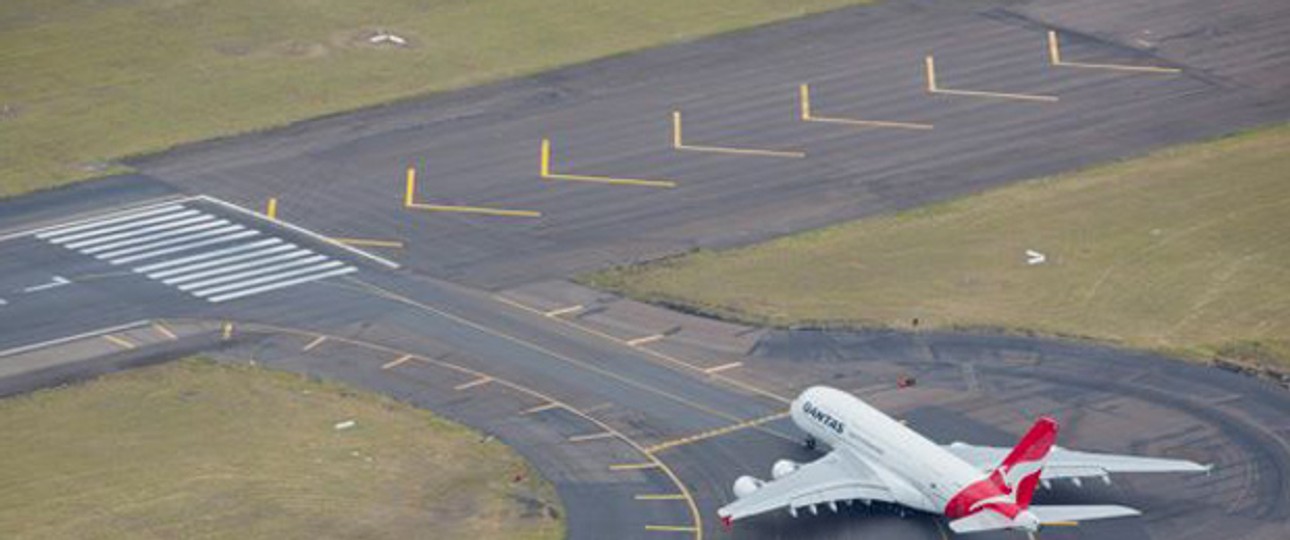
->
[1048, 31, 1180, 73]
[568, 431, 617, 443]
[803, 114, 935, 130]
[301, 335, 327, 352]
[625, 334, 666, 347]
[324, 281, 774, 540]
[932, 87, 1060, 102]
[454, 376, 492, 391]
[381, 354, 414, 370]
[409, 202, 542, 218]
[701, 363, 743, 376]
[610, 462, 661, 471]
[197, 318, 705, 540]
[645, 525, 699, 533]
[636, 494, 688, 501]
[221, 321, 233, 340]
[1056, 60, 1182, 74]
[404, 167, 417, 207]
[495, 295, 553, 315]
[330, 238, 399, 250]
[925, 55, 1059, 103]
[492, 293, 793, 406]
[640, 346, 791, 405]
[265, 197, 278, 220]
[541, 139, 677, 188]
[646, 411, 790, 453]
[544, 304, 585, 317]
[543, 172, 677, 189]
[672, 111, 805, 158]
[799, 84, 933, 130]
[521, 402, 562, 415]
[152, 322, 178, 341]
[102, 334, 136, 350]
[925, 54, 939, 92]
[1041, 521, 1080, 527]
[1047, 29, 1062, 65]
[404, 165, 542, 217]
[332, 237, 405, 248]
[676, 143, 805, 158]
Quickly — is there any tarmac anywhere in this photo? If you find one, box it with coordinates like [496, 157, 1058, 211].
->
[120, 0, 1290, 289]
[2, 0, 1289, 538]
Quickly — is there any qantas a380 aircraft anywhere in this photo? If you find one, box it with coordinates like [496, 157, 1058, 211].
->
[719, 386, 1210, 534]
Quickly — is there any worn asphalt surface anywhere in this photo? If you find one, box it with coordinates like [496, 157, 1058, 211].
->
[123, 0, 1290, 289]
[2, 0, 1288, 538]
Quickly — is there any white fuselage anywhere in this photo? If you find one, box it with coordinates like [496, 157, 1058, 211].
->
[791, 386, 985, 513]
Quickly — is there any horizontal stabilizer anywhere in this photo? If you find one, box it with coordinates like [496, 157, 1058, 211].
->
[948, 510, 1015, 534]
[949, 505, 1140, 534]
[1030, 504, 1141, 524]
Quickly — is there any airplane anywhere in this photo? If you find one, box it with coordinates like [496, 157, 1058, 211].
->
[719, 386, 1211, 534]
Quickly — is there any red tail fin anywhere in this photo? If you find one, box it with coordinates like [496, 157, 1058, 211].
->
[992, 417, 1058, 509]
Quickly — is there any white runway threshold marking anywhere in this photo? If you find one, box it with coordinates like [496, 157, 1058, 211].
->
[22, 275, 71, 293]
[35, 203, 357, 303]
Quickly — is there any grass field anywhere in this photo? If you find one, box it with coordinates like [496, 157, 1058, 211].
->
[0, 0, 869, 197]
[586, 125, 1290, 367]
[0, 359, 563, 539]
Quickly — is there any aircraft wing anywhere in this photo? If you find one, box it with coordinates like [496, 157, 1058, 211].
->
[718, 450, 895, 522]
[945, 441, 1211, 481]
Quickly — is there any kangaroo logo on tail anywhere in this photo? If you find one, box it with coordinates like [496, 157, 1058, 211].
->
[946, 417, 1059, 520]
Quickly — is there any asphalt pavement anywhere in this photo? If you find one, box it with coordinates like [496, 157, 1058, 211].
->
[2, 0, 1288, 538]
[126, 0, 1290, 289]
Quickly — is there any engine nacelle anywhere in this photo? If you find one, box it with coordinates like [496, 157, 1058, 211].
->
[771, 459, 800, 479]
[732, 475, 764, 498]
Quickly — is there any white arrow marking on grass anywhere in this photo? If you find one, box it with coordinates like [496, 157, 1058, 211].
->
[1025, 250, 1047, 266]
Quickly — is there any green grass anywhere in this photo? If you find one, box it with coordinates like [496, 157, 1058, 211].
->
[585, 124, 1290, 368]
[0, 0, 870, 197]
[0, 358, 563, 539]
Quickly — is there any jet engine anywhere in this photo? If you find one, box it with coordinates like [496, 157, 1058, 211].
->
[771, 459, 800, 479]
[732, 475, 765, 498]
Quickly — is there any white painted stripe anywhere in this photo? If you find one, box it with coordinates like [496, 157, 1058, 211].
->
[163, 248, 313, 285]
[81, 219, 228, 254]
[63, 214, 213, 249]
[2, 197, 192, 243]
[134, 239, 283, 273]
[36, 205, 185, 239]
[22, 275, 70, 293]
[205, 266, 357, 303]
[45, 209, 199, 243]
[197, 195, 399, 270]
[191, 260, 346, 297]
[94, 224, 244, 259]
[0, 320, 151, 358]
[146, 243, 296, 279]
[178, 255, 328, 291]
[111, 230, 261, 264]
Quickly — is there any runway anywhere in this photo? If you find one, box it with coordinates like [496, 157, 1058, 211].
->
[2, 0, 1289, 538]
[123, 0, 1290, 288]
